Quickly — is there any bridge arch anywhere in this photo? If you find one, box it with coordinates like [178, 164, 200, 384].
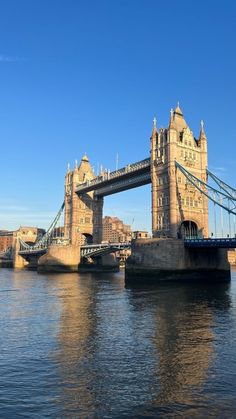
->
[82, 232, 93, 244]
[179, 220, 198, 239]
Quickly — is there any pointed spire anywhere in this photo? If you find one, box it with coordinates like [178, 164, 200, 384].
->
[170, 102, 187, 130]
[151, 116, 158, 138]
[174, 102, 183, 116]
[75, 159, 78, 169]
[199, 120, 207, 140]
[77, 154, 94, 182]
[67, 163, 70, 173]
[169, 108, 176, 129]
[81, 154, 89, 162]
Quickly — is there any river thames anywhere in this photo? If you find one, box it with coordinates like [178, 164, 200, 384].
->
[0, 268, 236, 418]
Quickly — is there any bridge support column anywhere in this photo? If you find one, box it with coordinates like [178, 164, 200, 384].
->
[93, 197, 104, 244]
[126, 238, 231, 283]
[12, 236, 28, 269]
[150, 126, 158, 237]
[38, 244, 81, 272]
[64, 157, 97, 245]
[169, 163, 178, 238]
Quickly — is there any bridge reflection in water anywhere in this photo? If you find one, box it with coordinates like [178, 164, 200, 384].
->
[43, 273, 232, 417]
[1, 269, 235, 417]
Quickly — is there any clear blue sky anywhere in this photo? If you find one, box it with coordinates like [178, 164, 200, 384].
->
[0, 0, 235, 232]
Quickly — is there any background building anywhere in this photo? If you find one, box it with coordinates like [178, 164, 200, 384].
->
[133, 231, 150, 239]
[102, 216, 132, 243]
[0, 230, 14, 252]
[0, 227, 45, 253]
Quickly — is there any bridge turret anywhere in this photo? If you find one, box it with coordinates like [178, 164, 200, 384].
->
[151, 104, 209, 239]
[167, 105, 185, 238]
[150, 116, 158, 160]
[198, 120, 207, 152]
[64, 155, 104, 246]
[172, 103, 187, 131]
[78, 154, 94, 182]
[150, 117, 159, 235]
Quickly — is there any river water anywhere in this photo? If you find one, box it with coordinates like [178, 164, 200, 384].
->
[0, 268, 236, 418]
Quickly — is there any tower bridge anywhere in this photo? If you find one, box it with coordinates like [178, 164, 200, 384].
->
[7, 104, 236, 280]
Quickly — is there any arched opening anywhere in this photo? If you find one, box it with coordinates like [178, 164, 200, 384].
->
[179, 220, 198, 239]
[82, 233, 93, 244]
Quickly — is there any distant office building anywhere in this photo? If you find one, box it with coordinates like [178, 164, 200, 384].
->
[102, 216, 132, 243]
[133, 230, 150, 239]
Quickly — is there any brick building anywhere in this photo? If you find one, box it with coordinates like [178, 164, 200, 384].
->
[102, 216, 132, 243]
[0, 231, 14, 252]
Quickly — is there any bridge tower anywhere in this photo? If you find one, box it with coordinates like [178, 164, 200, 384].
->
[64, 155, 103, 245]
[151, 105, 208, 239]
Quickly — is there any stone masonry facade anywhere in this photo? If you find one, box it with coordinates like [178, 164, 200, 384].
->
[150, 105, 208, 239]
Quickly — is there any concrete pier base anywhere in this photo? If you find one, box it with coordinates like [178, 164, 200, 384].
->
[125, 238, 231, 283]
[26, 255, 41, 270]
[0, 260, 13, 268]
[38, 245, 81, 273]
[79, 253, 119, 273]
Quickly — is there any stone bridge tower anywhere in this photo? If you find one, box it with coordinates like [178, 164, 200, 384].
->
[151, 105, 208, 239]
[64, 155, 103, 245]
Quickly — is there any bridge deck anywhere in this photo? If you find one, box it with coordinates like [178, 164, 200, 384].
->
[81, 242, 131, 257]
[18, 248, 47, 256]
[76, 158, 151, 196]
[184, 238, 236, 248]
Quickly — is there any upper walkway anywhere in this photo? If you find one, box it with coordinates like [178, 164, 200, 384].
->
[75, 158, 151, 196]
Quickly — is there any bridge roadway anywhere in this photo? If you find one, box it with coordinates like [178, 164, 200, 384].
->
[18, 242, 131, 259]
[17, 238, 236, 259]
[76, 158, 151, 196]
[80, 242, 130, 257]
[184, 238, 236, 248]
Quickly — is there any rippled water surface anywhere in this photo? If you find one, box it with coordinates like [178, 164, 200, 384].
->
[1, 268, 236, 418]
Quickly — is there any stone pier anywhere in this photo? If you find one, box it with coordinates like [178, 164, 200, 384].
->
[125, 238, 231, 283]
[38, 244, 81, 272]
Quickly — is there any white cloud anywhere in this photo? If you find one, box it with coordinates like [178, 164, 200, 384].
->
[0, 205, 28, 212]
[209, 166, 226, 173]
[0, 55, 20, 62]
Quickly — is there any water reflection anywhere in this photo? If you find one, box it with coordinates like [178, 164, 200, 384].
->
[53, 273, 232, 417]
[127, 282, 231, 416]
[0, 268, 234, 418]
[48, 273, 97, 416]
